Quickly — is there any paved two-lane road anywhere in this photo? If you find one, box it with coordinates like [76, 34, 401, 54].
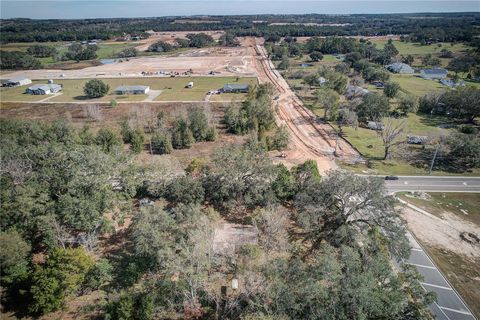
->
[383, 176, 480, 193]
[383, 175, 479, 320]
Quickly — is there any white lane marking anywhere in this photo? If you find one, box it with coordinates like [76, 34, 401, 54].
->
[438, 306, 473, 316]
[404, 181, 408, 185]
[409, 263, 436, 269]
[434, 302, 452, 320]
[421, 282, 453, 291]
[463, 182, 467, 186]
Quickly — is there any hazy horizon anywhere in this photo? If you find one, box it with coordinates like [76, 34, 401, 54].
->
[1, 1, 479, 19]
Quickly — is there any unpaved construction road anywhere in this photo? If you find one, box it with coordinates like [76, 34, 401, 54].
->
[242, 37, 360, 172]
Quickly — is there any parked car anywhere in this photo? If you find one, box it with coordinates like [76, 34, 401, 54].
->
[385, 176, 399, 180]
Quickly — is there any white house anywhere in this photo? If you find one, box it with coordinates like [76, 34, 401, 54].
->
[420, 68, 448, 80]
[3, 77, 32, 87]
[114, 85, 150, 95]
[26, 84, 62, 95]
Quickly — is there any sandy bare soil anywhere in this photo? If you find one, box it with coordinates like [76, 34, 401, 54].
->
[1, 46, 256, 80]
[403, 206, 480, 258]
[131, 30, 225, 51]
[240, 37, 361, 172]
[213, 220, 258, 257]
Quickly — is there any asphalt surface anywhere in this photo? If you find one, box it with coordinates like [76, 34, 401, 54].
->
[385, 175, 479, 320]
[405, 233, 476, 320]
[384, 176, 480, 193]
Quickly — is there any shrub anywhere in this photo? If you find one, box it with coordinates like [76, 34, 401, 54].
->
[84, 79, 109, 98]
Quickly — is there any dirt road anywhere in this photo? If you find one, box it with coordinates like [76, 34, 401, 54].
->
[242, 37, 360, 172]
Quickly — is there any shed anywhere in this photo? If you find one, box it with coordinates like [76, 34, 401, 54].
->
[114, 85, 150, 95]
[26, 84, 62, 95]
[386, 62, 414, 74]
[223, 83, 250, 93]
[420, 68, 448, 80]
[2, 77, 32, 87]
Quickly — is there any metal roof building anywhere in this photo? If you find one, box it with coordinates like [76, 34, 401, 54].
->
[420, 68, 448, 79]
[26, 84, 62, 95]
[114, 85, 150, 95]
[386, 62, 414, 74]
[223, 83, 250, 93]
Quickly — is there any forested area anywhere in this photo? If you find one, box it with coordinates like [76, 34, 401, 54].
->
[1, 13, 478, 44]
[0, 116, 436, 319]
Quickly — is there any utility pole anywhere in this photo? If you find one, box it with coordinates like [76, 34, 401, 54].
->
[429, 144, 440, 175]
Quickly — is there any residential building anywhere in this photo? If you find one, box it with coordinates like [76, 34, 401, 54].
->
[223, 83, 250, 93]
[420, 68, 448, 80]
[26, 84, 62, 95]
[114, 85, 150, 95]
[345, 85, 369, 99]
[386, 62, 414, 74]
[440, 79, 466, 88]
[2, 77, 32, 87]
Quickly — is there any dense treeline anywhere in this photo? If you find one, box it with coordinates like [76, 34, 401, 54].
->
[0, 118, 436, 319]
[1, 13, 478, 44]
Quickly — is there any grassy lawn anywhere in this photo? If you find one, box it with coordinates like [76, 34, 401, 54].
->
[398, 192, 480, 227]
[422, 245, 480, 318]
[0, 77, 257, 103]
[338, 113, 449, 158]
[154, 77, 257, 101]
[369, 40, 471, 56]
[389, 74, 448, 97]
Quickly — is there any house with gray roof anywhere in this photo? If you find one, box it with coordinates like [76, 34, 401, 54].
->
[420, 68, 448, 80]
[386, 62, 414, 74]
[114, 85, 150, 95]
[3, 76, 32, 87]
[223, 83, 250, 93]
[345, 85, 369, 99]
[26, 84, 62, 95]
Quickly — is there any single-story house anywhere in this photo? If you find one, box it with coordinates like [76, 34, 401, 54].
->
[386, 62, 414, 74]
[26, 84, 62, 95]
[2, 77, 32, 87]
[114, 85, 150, 95]
[366, 121, 384, 131]
[345, 85, 369, 99]
[440, 79, 466, 88]
[420, 68, 448, 80]
[223, 83, 250, 93]
[407, 135, 429, 145]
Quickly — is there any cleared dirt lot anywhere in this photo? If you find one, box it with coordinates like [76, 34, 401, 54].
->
[131, 30, 225, 51]
[1, 46, 256, 80]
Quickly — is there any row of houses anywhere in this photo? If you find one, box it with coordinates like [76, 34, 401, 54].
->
[111, 83, 250, 95]
[386, 62, 449, 79]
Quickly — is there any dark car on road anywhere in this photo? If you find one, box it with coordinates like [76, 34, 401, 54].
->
[385, 175, 399, 180]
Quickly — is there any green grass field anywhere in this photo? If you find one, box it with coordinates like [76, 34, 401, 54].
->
[369, 40, 471, 56]
[0, 77, 258, 103]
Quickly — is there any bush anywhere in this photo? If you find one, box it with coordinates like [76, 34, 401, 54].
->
[165, 176, 204, 205]
[84, 79, 110, 98]
[151, 132, 173, 155]
[458, 125, 478, 135]
[130, 130, 145, 154]
[171, 118, 195, 149]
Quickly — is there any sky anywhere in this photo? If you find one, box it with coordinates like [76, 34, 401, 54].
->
[1, 0, 479, 19]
